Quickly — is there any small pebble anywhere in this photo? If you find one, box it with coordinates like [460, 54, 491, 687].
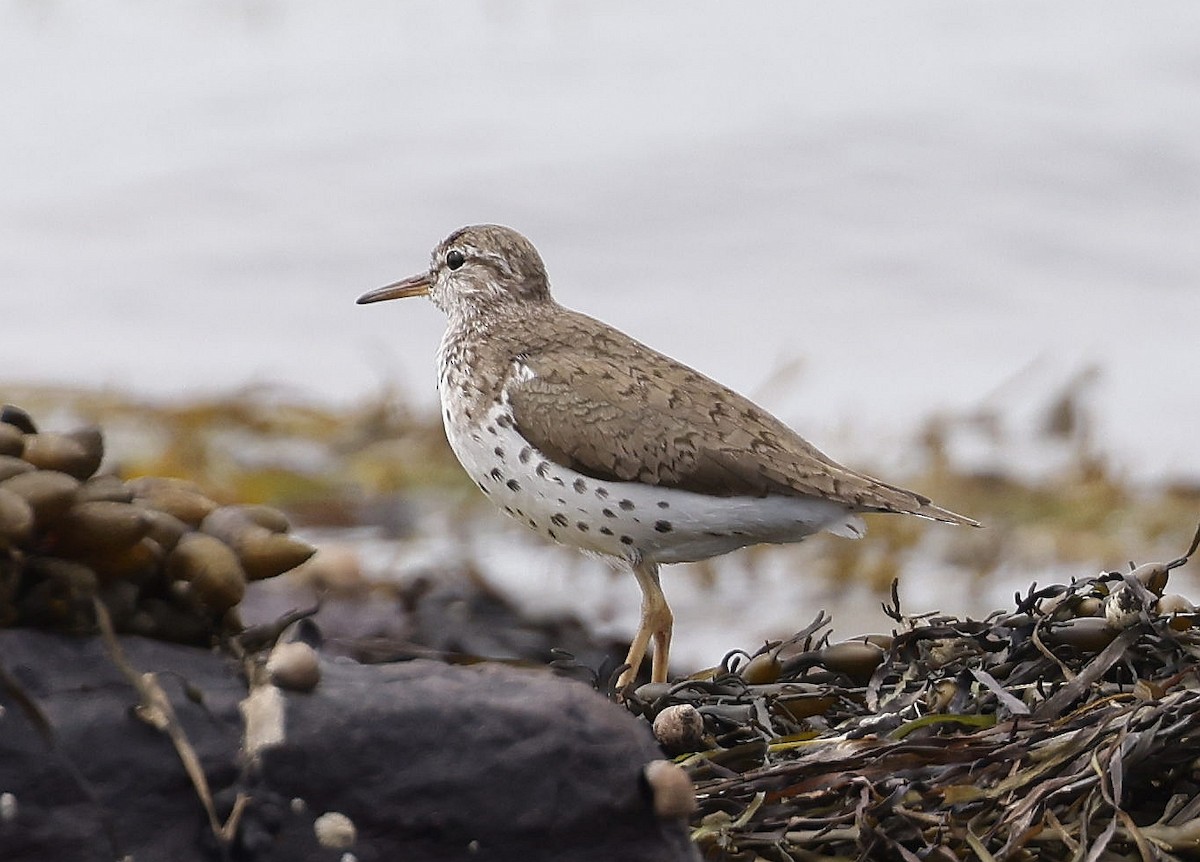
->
[314, 811, 357, 849]
[267, 641, 321, 692]
[652, 703, 705, 755]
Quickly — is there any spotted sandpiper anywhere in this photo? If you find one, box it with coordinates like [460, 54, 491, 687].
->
[358, 225, 978, 689]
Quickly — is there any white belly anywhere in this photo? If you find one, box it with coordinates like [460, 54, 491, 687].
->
[444, 402, 866, 565]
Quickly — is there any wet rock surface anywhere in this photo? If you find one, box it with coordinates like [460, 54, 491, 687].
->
[240, 563, 635, 681]
[0, 630, 697, 862]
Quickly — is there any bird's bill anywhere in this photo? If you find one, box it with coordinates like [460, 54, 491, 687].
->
[356, 273, 432, 304]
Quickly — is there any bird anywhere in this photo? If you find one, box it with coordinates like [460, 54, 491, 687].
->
[357, 224, 978, 689]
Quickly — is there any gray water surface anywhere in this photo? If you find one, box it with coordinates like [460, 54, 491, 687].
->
[2, 2, 1198, 480]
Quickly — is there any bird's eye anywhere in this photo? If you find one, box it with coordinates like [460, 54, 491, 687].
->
[446, 250, 465, 270]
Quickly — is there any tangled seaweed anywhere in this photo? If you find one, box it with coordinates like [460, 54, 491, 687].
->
[629, 524, 1200, 861]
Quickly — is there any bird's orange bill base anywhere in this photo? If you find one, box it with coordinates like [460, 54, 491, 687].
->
[356, 273, 432, 304]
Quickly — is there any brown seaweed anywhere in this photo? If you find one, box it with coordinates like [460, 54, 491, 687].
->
[628, 524, 1200, 861]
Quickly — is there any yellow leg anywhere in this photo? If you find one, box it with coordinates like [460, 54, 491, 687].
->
[616, 560, 673, 689]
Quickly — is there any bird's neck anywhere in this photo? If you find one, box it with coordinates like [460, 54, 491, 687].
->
[437, 299, 559, 408]
[444, 297, 559, 345]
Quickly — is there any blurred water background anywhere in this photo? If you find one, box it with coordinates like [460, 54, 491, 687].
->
[3, 2, 1198, 667]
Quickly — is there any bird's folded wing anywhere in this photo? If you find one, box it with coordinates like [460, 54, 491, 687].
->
[504, 347, 962, 520]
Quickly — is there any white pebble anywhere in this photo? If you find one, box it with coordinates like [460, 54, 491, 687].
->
[314, 811, 357, 849]
[267, 641, 321, 692]
[652, 703, 704, 754]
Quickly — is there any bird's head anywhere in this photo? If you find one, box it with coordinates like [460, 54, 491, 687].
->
[357, 224, 552, 319]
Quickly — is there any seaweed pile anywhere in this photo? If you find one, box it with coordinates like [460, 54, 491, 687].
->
[0, 405, 315, 643]
[630, 526, 1200, 861]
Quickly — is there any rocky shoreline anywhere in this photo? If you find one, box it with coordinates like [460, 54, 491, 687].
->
[4, 401, 1200, 860]
[0, 628, 695, 862]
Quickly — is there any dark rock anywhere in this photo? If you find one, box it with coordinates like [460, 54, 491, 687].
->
[240, 565, 638, 684]
[0, 629, 697, 862]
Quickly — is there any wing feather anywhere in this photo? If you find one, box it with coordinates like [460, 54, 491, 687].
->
[503, 325, 975, 526]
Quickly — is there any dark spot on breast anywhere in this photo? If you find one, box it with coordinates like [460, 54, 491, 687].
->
[443, 409, 451, 423]
[503, 506, 514, 515]
[486, 425, 497, 436]
[478, 482, 489, 495]
[536, 461, 550, 478]
[518, 447, 532, 463]
[595, 487, 609, 499]
[704, 531, 725, 537]
[655, 520, 673, 533]
[619, 499, 635, 511]
[496, 414, 512, 428]
[600, 527, 614, 536]
[576, 522, 589, 532]
[551, 513, 568, 528]
[573, 478, 587, 494]
[547, 529, 557, 540]
[657, 501, 670, 509]
[528, 519, 538, 529]
[507, 479, 521, 492]
[489, 468, 503, 482]
[557, 498, 566, 506]
[620, 535, 634, 545]
[464, 407, 473, 420]
[493, 446, 504, 458]
[602, 509, 616, 518]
